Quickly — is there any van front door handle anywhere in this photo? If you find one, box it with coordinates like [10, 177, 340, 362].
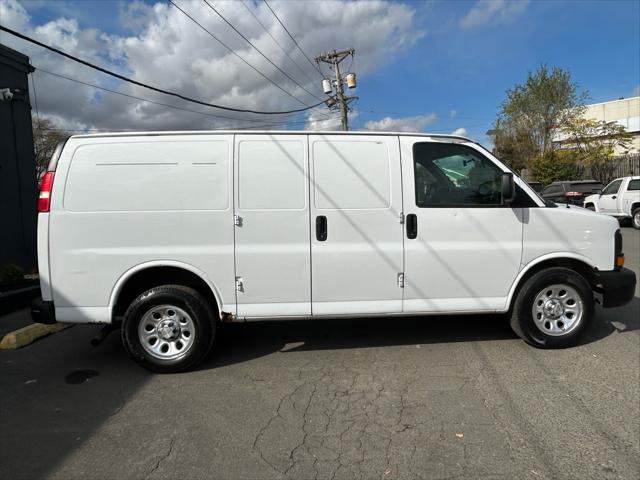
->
[406, 213, 417, 239]
[316, 215, 327, 241]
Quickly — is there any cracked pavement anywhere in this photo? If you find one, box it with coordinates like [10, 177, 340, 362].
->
[1, 229, 639, 480]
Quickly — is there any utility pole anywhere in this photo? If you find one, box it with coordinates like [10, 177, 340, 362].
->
[315, 49, 357, 131]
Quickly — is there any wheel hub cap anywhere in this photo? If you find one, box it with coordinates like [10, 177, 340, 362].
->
[532, 284, 584, 336]
[138, 305, 196, 360]
[157, 320, 179, 340]
[543, 299, 564, 319]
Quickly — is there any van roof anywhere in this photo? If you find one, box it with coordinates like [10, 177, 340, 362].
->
[66, 130, 473, 142]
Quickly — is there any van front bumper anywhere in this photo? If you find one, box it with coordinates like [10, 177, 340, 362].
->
[593, 268, 636, 308]
[31, 298, 56, 324]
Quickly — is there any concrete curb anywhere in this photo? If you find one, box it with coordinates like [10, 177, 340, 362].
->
[0, 323, 72, 350]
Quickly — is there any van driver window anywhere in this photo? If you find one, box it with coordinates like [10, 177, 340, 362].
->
[413, 143, 504, 207]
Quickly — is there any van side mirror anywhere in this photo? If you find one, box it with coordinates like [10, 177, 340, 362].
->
[501, 172, 516, 204]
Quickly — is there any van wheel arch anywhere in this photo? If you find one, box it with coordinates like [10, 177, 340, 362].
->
[112, 266, 221, 321]
[509, 258, 595, 313]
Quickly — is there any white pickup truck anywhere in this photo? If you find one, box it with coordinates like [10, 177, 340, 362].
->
[584, 176, 640, 229]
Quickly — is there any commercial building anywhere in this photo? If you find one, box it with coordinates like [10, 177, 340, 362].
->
[0, 44, 37, 274]
[582, 96, 640, 154]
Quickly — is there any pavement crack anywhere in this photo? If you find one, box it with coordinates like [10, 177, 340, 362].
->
[145, 437, 174, 479]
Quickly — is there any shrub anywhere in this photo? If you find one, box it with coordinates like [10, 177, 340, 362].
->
[531, 150, 579, 185]
[0, 264, 25, 286]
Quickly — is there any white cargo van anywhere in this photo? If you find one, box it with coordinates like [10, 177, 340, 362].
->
[31, 132, 636, 372]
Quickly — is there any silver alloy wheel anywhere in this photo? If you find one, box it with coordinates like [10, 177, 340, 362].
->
[531, 284, 584, 336]
[138, 304, 195, 360]
[634, 210, 640, 228]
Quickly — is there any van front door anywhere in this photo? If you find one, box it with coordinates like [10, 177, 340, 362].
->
[309, 135, 404, 315]
[234, 134, 311, 318]
[400, 138, 524, 313]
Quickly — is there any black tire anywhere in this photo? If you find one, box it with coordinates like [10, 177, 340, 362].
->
[510, 267, 594, 348]
[632, 207, 640, 230]
[122, 285, 216, 373]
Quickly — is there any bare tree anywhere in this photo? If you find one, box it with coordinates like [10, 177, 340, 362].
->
[32, 117, 68, 181]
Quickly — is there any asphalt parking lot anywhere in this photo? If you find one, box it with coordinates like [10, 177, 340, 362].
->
[1, 229, 638, 480]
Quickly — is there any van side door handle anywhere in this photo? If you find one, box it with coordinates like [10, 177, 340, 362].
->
[316, 215, 328, 241]
[406, 213, 417, 239]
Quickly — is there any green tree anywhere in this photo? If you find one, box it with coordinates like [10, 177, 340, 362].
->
[530, 149, 580, 186]
[490, 118, 538, 172]
[492, 64, 588, 171]
[557, 117, 633, 165]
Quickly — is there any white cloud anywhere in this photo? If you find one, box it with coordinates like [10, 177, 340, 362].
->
[304, 108, 358, 131]
[460, 0, 529, 29]
[632, 85, 640, 97]
[363, 113, 437, 132]
[0, 0, 424, 132]
[449, 109, 457, 117]
[451, 127, 467, 136]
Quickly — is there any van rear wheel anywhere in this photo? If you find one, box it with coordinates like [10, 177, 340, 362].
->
[510, 267, 593, 348]
[122, 285, 216, 373]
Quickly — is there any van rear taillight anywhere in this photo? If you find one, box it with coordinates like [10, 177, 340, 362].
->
[565, 191, 584, 198]
[38, 172, 55, 212]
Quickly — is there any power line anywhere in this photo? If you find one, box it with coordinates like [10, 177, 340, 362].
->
[202, 0, 325, 103]
[167, 1, 327, 117]
[35, 67, 340, 130]
[240, 0, 317, 86]
[0, 24, 324, 115]
[34, 68, 340, 130]
[263, 0, 323, 78]
[36, 67, 303, 126]
[39, 112, 342, 133]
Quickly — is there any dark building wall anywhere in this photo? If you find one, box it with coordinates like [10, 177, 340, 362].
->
[0, 44, 38, 272]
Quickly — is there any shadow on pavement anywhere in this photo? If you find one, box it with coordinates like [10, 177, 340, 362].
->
[203, 298, 639, 370]
[1, 297, 637, 479]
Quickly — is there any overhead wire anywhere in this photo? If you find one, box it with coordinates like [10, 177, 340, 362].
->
[167, 1, 329, 118]
[36, 67, 302, 126]
[240, 0, 317, 86]
[0, 24, 325, 115]
[262, 0, 324, 78]
[39, 110, 342, 133]
[35, 67, 339, 130]
[201, 0, 325, 104]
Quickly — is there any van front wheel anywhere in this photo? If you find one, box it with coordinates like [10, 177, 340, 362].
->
[510, 268, 593, 348]
[122, 285, 216, 373]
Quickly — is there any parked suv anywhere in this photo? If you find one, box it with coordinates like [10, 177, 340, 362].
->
[584, 176, 640, 229]
[540, 180, 604, 206]
[527, 181, 544, 193]
[31, 132, 636, 372]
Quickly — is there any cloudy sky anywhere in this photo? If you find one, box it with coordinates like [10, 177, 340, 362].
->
[1, 0, 638, 144]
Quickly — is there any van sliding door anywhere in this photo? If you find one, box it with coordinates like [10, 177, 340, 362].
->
[233, 134, 311, 318]
[309, 134, 404, 315]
